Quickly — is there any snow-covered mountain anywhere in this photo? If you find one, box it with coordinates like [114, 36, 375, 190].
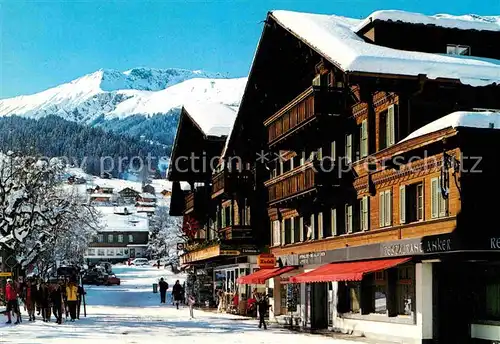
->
[0, 68, 247, 123]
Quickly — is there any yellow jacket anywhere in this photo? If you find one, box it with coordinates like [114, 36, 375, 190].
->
[66, 285, 78, 301]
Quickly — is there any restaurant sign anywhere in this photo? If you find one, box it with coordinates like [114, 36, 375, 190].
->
[258, 253, 276, 269]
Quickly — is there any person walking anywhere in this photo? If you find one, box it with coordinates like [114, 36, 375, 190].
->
[157, 259, 161, 269]
[77, 284, 86, 319]
[257, 295, 271, 330]
[23, 279, 38, 321]
[172, 280, 182, 309]
[50, 282, 63, 324]
[158, 278, 169, 304]
[38, 282, 50, 322]
[187, 293, 195, 319]
[66, 280, 78, 322]
[5, 279, 21, 324]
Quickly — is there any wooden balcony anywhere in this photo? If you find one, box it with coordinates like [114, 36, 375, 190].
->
[184, 186, 210, 214]
[211, 169, 253, 199]
[265, 86, 345, 148]
[219, 225, 253, 240]
[265, 159, 344, 206]
[184, 192, 195, 214]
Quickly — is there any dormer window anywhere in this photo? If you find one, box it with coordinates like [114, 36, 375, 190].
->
[446, 44, 470, 56]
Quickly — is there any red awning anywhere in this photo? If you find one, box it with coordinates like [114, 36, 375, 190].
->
[289, 258, 411, 283]
[237, 266, 297, 285]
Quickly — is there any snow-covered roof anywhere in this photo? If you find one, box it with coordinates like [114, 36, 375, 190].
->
[139, 192, 156, 199]
[400, 111, 500, 142]
[97, 206, 149, 232]
[183, 102, 237, 137]
[270, 10, 500, 87]
[90, 193, 113, 198]
[137, 201, 156, 206]
[355, 10, 500, 33]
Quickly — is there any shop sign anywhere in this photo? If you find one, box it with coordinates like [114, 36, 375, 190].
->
[258, 253, 276, 269]
[220, 250, 240, 256]
[491, 237, 500, 249]
[298, 251, 326, 265]
[0, 272, 12, 277]
[381, 236, 453, 257]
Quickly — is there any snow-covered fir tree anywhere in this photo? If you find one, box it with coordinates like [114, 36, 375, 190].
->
[147, 206, 182, 267]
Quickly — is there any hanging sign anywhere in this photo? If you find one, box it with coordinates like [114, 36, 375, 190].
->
[257, 253, 276, 269]
[0, 272, 13, 277]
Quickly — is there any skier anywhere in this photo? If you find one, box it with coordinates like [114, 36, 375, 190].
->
[158, 278, 169, 304]
[66, 279, 78, 322]
[257, 295, 271, 330]
[187, 293, 196, 319]
[172, 280, 182, 309]
[5, 278, 21, 324]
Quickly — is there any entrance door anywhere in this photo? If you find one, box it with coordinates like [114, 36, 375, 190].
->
[311, 282, 328, 329]
[129, 248, 136, 259]
[433, 263, 473, 344]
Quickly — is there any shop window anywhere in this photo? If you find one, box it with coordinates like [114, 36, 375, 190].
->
[431, 177, 448, 218]
[280, 284, 288, 313]
[400, 183, 424, 224]
[486, 283, 500, 319]
[349, 282, 361, 313]
[373, 271, 388, 314]
[379, 189, 392, 227]
[397, 265, 415, 316]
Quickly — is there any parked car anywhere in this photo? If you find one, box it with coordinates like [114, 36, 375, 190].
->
[130, 258, 149, 266]
[82, 270, 107, 285]
[104, 273, 121, 286]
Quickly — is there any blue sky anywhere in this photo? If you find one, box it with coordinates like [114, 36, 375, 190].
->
[1, 0, 499, 98]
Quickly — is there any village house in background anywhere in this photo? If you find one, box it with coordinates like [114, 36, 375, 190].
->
[210, 9, 500, 344]
[118, 187, 141, 204]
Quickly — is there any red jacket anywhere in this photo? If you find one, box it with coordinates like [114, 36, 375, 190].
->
[6, 284, 17, 301]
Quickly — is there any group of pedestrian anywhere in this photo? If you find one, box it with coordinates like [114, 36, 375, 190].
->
[158, 279, 195, 318]
[3, 276, 86, 325]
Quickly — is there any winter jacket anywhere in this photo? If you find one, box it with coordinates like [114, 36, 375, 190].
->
[66, 285, 78, 301]
[5, 284, 17, 301]
[257, 298, 270, 314]
[172, 283, 182, 300]
[159, 281, 169, 292]
[51, 288, 63, 306]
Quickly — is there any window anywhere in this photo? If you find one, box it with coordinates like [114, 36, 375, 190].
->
[400, 183, 424, 224]
[221, 207, 226, 228]
[379, 190, 392, 227]
[431, 177, 448, 218]
[293, 217, 301, 243]
[108, 234, 113, 243]
[87, 249, 96, 256]
[345, 204, 353, 233]
[380, 105, 396, 149]
[107, 249, 114, 256]
[360, 197, 369, 231]
[317, 147, 323, 160]
[331, 208, 337, 236]
[349, 282, 361, 313]
[312, 74, 321, 86]
[345, 134, 353, 162]
[397, 265, 415, 316]
[446, 44, 471, 56]
[116, 248, 124, 256]
[98, 234, 104, 243]
[284, 219, 292, 245]
[118, 234, 124, 243]
[128, 234, 134, 243]
[272, 220, 281, 246]
[360, 120, 368, 158]
[318, 212, 324, 238]
[97, 249, 105, 256]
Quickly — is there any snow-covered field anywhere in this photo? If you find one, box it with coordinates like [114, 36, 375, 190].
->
[0, 266, 363, 344]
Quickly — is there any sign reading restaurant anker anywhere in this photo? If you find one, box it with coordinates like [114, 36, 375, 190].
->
[278, 234, 500, 266]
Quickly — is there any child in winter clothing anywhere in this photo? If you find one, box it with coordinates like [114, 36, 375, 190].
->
[188, 294, 195, 319]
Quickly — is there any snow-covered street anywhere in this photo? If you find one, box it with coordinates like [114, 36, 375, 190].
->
[0, 266, 362, 344]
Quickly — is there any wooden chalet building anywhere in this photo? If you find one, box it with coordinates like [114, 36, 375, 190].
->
[168, 103, 265, 307]
[226, 10, 500, 344]
[118, 187, 140, 204]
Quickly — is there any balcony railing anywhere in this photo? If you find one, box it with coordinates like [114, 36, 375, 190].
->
[265, 162, 316, 204]
[185, 192, 195, 213]
[211, 169, 253, 198]
[265, 86, 344, 147]
[219, 225, 253, 240]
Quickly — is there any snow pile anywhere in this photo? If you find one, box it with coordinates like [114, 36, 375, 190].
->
[401, 111, 500, 142]
[183, 102, 237, 137]
[97, 206, 150, 232]
[355, 10, 500, 32]
[0, 68, 247, 123]
[270, 11, 500, 86]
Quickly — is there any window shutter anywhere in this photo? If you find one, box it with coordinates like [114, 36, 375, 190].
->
[361, 120, 368, 158]
[431, 178, 438, 218]
[290, 218, 295, 244]
[318, 212, 324, 238]
[281, 219, 286, 245]
[379, 192, 385, 227]
[299, 217, 304, 241]
[385, 190, 392, 226]
[387, 105, 395, 146]
[310, 214, 316, 240]
[346, 134, 352, 162]
[399, 185, 406, 224]
[331, 208, 337, 236]
[362, 196, 369, 231]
